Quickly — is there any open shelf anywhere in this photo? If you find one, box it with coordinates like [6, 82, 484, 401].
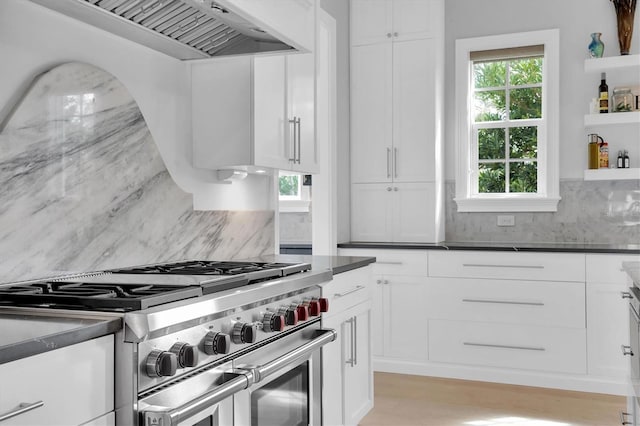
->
[584, 168, 640, 181]
[584, 54, 640, 72]
[584, 111, 640, 126]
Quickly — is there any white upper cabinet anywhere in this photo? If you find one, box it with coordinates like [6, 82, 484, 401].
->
[351, 0, 435, 46]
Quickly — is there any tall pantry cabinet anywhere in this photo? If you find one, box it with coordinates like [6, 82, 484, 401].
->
[350, 0, 444, 243]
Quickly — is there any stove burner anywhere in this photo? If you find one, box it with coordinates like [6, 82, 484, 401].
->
[110, 260, 309, 276]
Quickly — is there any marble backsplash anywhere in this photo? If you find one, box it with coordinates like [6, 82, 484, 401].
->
[0, 62, 274, 283]
[445, 180, 640, 244]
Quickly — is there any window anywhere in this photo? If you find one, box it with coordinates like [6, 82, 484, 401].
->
[278, 172, 311, 212]
[454, 29, 560, 212]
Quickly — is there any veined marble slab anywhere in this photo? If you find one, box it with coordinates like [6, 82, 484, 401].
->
[0, 62, 274, 283]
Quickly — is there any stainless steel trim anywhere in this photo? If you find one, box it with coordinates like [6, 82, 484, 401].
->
[0, 401, 44, 423]
[142, 372, 251, 426]
[376, 261, 402, 265]
[463, 342, 546, 351]
[248, 329, 336, 382]
[394, 147, 398, 178]
[462, 298, 545, 307]
[462, 263, 545, 269]
[622, 345, 634, 356]
[334, 286, 365, 298]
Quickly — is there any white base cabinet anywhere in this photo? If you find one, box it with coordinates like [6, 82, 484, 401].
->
[322, 267, 374, 426]
[0, 335, 114, 426]
[339, 248, 636, 395]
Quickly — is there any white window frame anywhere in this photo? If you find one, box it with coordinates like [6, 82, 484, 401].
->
[454, 29, 561, 212]
[278, 172, 311, 212]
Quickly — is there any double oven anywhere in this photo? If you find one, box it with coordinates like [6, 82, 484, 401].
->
[0, 260, 335, 426]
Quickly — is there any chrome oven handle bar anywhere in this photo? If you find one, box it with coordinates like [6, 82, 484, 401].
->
[248, 328, 337, 382]
[0, 401, 44, 423]
[142, 373, 252, 426]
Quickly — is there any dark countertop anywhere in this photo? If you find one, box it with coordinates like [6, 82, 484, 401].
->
[623, 262, 640, 284]
[338, 241, 640, 254]
[0, 307, 122, 364]
[251, 254, 376, 275]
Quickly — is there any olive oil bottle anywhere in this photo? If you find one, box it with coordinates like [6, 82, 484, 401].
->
[599, 72, 609, 113]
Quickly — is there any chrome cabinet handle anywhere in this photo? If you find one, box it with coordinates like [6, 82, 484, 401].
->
[353, 315, 358, 366]
[622, 345, 634, 356]
[621, 411, 632, 425]
[463, 342, 546, 352]
[288, 117, 297, 162]
[386, 148, 391, 178]
[462, 298, 544, 307]
[296, 117, 301, 164]
[393, 32, 399, 37]
[622, 291, 633, 299]
[334, 285, 365, 298]
[394, 147, 398, 178]
[142, 374, 250, 426]
[376, 261, 402, 265]
[345, 318, 355, 367]
[462, 263, 544, 269]
[386, 32, 392, 38]
[0, 401, 44, 423]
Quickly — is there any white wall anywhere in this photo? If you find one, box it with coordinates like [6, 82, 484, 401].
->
[444, 0, 640, 181]
[0, 0, 273, 211]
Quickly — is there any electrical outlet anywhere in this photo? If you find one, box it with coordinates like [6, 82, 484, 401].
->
[497, 215, 515, 227]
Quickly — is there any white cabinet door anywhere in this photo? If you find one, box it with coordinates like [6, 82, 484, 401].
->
[350, 43, 393, 183]
[384, 275, 428, 361]
[392, 38, 435, 183]
[350, 0, 392, 46]
[253, 55, 290, 170]
[392, 182, 438, 243]
[287, 52, 317, 173]
[321, 312, 345, 426]
[392, 0, 435, 41]
[351, 184, 393, 242]
[343, 304, 374, 426]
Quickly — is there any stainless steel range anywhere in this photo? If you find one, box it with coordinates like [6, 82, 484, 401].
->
[0, 260, 335, 426]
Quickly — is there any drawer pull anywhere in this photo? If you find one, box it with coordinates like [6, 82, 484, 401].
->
[0, 401, 44, 422]
[376, 261, 403, 265]
[620, 411, 632, 425]
[621, 345, 634, 356]
[622, 292, 633, 300]
[462, 298, 544, 307]
[462, 263, 544, 269]
[463, 342, 546, 352]
[334, 286, 365, 298]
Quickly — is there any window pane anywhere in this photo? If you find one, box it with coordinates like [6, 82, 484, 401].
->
[478, 128, 505, 159]
[478, 163, 506, 193]
[473, 61, 506, 88]
[509, 126, 538, 159]
[510, 87, 542, 119]
[510, 161, 538, 193]
[279, 175, 299, 196]
[474, 90, 506, 122]
[509, 57, 543, 85]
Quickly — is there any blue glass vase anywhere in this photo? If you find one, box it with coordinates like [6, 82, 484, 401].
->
[588, 32, 604, 58]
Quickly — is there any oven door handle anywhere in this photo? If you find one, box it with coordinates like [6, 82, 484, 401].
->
[142, 372, 252, 426]
[249, 328, 337, 382]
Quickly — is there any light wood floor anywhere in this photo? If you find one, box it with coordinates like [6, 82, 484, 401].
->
[360, 373, 625, 426]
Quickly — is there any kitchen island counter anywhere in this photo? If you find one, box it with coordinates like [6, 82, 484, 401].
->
[623, 261, 640, 284]
[0, 307, 122, 364]
[339, 241, 640, 254]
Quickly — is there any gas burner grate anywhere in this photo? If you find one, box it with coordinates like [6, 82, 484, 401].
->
[110, 260, 308, 276]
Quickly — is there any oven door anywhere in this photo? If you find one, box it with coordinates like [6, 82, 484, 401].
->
[233, 326, 336, 426]
[629, 294, 640, 401]
[138, 361, 250, 426]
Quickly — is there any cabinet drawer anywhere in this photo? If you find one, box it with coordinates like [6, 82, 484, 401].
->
[426, 278, 585, 328]
[322, 267, 372, 315]
[0, 335, 114, 426]
[339, 249, 428, 276]
[586, 254, 640, 284]
[429, 320, 586, 374]
[429, 251, 585, 282]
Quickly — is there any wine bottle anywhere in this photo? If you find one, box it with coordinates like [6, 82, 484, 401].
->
[599, 72, 609, 113]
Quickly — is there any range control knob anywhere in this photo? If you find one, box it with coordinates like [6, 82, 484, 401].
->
[295, 304, 309, 321]
[232, 322, 258, 344]
[169, 342, 199, 368]
[204, 331, 231, 355]
[317, 297, 329, 313]
[146, 350, 177, 378]
[278, 307, 299, 326]
[307, 300, 321, 316]
[262, 312, 286, 332]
